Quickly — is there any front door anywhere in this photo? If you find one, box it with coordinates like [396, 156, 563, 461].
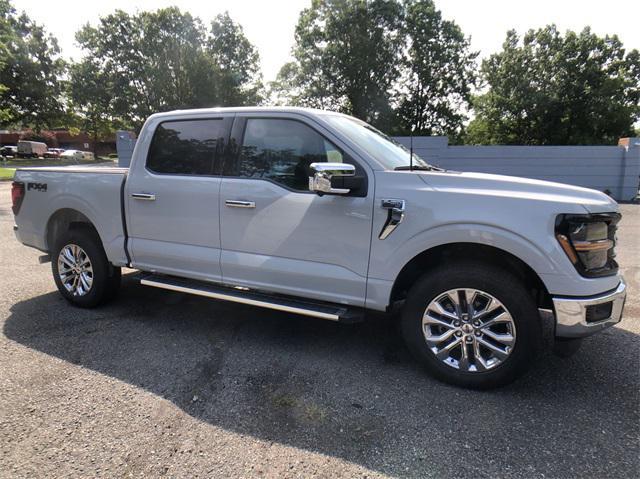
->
[219, 116, 374, 306]
[125, 116, 232, 282]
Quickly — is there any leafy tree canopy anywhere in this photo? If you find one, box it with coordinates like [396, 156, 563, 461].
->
[0, 0, 66, 130]
[208, 12, 263, 106]
[3, 0, 638, 146]
[270, 0, 477, 136]
[68, 58, 124, 151]
[396, 0, 478, 138]
[75, 7, 262, 130]
[277, 0, 405, 129]
[467, 25, 640, 145]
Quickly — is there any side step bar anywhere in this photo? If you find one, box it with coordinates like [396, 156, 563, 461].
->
[140, 274, 363, 323]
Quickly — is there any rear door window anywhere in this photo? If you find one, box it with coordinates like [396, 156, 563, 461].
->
[147, 118, 231, 175]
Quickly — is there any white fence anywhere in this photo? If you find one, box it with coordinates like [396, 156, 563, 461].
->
[394, 136, 640, 201]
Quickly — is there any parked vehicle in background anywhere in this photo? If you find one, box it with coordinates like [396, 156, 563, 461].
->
[60, 150, 81, 160]
[17, 140, 48, 158]
[60, 150, 94, 161]
[43, 148, 65, 159]
[9, 107, 627, 389]
[1, 145, 18, 157]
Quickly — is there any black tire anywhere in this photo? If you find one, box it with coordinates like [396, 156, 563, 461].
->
[400, 261, 541, 389]
[51, 226, 121, 308]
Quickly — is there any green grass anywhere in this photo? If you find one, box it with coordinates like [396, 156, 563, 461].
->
[0, 167, 16, 180]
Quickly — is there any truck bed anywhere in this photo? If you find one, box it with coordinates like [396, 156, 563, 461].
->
[12, 166, 129, 266]
[15, 166, 129, 174]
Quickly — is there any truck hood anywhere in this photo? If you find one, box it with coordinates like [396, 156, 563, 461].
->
[415, 170, 618, 214]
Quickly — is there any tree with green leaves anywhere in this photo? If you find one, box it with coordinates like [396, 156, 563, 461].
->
[467, 26, 640, 145]
[396, 0, 477, 138]
[74, 8, 263, 131]
[208, 12, 263, 106]
[279, 0, 405, 129]
[268, 61, 304, 106]
[68, 58, 123, 154]
[0, 0, 65, 130]
[0, 1, 12, 124]
[273, 0, 476, 135]
[75, 8, 216, 129]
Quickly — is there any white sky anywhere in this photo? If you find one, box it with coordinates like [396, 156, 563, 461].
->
[14, 0, 640, 82]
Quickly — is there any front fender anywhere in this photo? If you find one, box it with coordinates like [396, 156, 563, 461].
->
[365, 221, 621, 311]
[370, 221, 566, 282]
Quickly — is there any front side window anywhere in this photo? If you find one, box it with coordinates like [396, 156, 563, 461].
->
[235, 118, 343, 191]
[147, 119, 226, 175]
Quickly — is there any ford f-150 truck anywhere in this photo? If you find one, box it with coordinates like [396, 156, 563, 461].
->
[11, 107, 626, 388]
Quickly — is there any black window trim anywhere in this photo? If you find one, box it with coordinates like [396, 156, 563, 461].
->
[144, 116, 234, 178]
[222, 115, 368, 196]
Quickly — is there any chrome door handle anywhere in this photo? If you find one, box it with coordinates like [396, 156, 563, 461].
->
[131, 193, 156, 201]
[225, 200, 255, 208]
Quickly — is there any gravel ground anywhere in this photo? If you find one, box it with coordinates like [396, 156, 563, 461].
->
[0, 181, 638, 478]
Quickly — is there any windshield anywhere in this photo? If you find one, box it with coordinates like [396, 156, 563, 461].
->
[322, 114, 433, 170]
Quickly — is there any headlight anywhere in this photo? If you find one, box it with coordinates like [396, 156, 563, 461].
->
[555, 213, 620, 277]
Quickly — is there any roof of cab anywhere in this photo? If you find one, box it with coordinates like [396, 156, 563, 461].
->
[146, 106, 346, 121]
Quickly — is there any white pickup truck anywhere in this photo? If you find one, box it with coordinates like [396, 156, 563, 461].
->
[11, 107, 626, 388]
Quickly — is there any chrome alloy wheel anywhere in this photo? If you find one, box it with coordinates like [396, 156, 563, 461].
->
[422, 289, 516, 372]
[58, 244, 93, 296]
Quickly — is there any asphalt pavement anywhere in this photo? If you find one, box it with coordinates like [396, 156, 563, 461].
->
[0, 181, 638, 478]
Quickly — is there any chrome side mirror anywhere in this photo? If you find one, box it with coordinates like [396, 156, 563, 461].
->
[309, 162, 356, 195]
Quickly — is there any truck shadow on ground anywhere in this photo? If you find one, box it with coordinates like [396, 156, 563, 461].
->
[4, 274, 639, 477]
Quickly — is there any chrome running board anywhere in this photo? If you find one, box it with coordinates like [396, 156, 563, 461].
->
[140, 274, 363, 323]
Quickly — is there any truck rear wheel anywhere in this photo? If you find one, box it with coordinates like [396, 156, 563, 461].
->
[51, 227, 121, 308]
[400, 261, 541, 389]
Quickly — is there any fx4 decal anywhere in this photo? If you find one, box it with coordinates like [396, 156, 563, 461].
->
[27, 182, 47, 192]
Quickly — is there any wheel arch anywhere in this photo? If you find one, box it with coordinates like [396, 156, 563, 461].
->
[389, 242, 552, 309]
[45, 208, 103, 252]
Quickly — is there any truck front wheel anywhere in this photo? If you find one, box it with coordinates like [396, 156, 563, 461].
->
[51, 227, 121, 308]
[400, 261, 541, 389]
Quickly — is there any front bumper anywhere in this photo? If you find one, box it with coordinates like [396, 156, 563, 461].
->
[553, 279, 626, 338]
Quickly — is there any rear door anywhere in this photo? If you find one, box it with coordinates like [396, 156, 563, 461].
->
[218, 114, 374, 306]
[125, 116, 233, 282]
